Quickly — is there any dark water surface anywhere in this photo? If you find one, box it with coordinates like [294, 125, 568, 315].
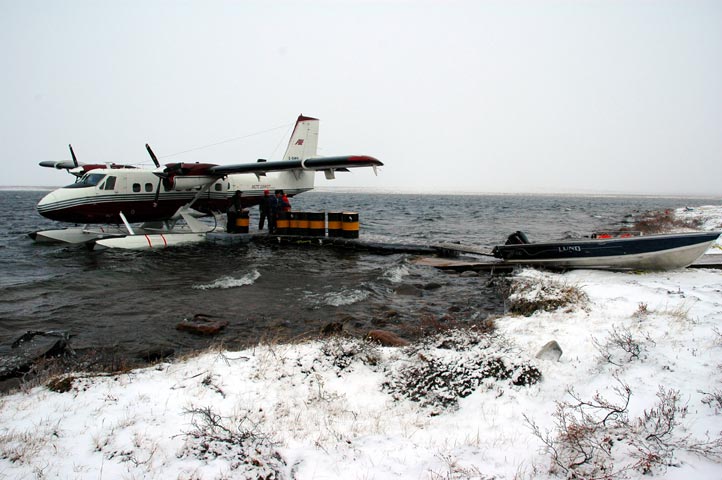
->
[1, 189, 719, 371]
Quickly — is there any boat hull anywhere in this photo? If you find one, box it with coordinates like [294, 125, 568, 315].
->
[492, 232, 721, 270]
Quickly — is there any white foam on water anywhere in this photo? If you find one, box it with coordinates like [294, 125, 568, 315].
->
[307, 288, 370, 307]
[193, 270, 261, 290]
[383, 264, 410, 283]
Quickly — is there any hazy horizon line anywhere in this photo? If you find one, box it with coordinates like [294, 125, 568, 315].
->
[1, 184, 720, 200]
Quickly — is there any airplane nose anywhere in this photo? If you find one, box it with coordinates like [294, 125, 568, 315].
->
[36, 190, 62, 219]
[37, 190, 57, 208]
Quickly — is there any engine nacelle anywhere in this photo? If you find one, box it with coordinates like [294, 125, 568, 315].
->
[165, 175, 217, 191]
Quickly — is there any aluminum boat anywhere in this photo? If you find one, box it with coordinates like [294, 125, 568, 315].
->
[491, 231, 721, 270]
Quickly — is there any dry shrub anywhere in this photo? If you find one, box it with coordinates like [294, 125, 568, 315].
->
[700, 389, 722, 412]
[428, 453, 495, 479]
[321, 336, 381, 371]
[633, 302, 650, 319]
[181, 405, 285, 478]
[592, 324, 655, 366]
[503, 274, 588, 316]
[46, 375, 75, 393]
[415, 311, 498, 339]
[625, 210, 702, 234]
[526, 379, 722, 478]
[385, 354, 539, 409]
[384, 328, 541, 409]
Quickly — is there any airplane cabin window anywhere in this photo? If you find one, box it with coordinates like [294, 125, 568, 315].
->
[104, 176, 116, 190]
[214, 184, 222, 191]
[133, 183, 141, 192]
[145, 183, 153, 192]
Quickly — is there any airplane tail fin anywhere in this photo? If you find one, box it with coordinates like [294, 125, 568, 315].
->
[282, 115, 319, 161]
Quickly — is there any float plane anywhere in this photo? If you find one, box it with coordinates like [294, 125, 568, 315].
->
[30, 115, 382, 249]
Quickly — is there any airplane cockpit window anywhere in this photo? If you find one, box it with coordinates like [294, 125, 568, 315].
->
[84, 173, 106, 186]
[104, 176, 117, 190]
[66, 173, 106, 189]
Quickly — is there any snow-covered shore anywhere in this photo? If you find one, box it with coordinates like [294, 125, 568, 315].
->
[1, 207, 722, 479]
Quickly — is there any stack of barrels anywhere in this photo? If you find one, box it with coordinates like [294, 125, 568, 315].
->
[280, 211, 359, 238]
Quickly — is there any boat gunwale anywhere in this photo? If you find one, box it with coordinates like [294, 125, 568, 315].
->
[493, 231, 721, 250]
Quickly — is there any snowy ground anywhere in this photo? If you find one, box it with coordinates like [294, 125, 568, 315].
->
[1, 206, 722, 479]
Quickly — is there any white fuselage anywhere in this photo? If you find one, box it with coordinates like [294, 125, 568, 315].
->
[36, 168, 314, 224]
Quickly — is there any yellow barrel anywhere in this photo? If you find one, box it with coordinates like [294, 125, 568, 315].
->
[341, 212, 359, 239]
[234, 210, 249, 233]
[275, 211, 290, 235]
[297, 212, 309, 236]
[307, 212, 325, 237]
[288, 211, 300, 235]
[327, 212, 343, 238]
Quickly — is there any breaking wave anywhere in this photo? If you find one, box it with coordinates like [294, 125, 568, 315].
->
[383, 264, 410, 283]
[306, 288, 370, 307]
[193, 270, 261, 290]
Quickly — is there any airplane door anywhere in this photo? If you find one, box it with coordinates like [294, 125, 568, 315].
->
[96, 175, 119, 205]
[99, 175, 120, 194]
[95, 175, 112, 201]
[106, 176, 117, 192]
[96, 175, 121, 220]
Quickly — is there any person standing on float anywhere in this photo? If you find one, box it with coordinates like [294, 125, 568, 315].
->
[258, 189, 271, 230]
[268, 190, 280, 233]
[227, 190, 243, 233]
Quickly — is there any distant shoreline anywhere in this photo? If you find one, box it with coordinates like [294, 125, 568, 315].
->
[1, 185, 720, 200]
[0, 186, 55, 191]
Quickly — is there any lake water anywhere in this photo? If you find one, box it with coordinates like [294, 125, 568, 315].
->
[1, 189, 718, 376]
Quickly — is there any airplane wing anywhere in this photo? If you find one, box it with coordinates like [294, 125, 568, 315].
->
[208, 155, 383, 176]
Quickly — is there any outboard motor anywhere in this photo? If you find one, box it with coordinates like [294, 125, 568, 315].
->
[505, 231, 530, 245]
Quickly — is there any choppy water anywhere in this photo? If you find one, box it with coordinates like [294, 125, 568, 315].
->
[1, 189, 719, 375]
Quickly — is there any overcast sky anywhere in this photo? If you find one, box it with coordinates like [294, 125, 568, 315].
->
[2, 0, 721, 195]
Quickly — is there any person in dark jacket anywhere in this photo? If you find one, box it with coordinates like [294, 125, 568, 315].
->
[227, 190, 243, 233]
[267, 190, 279, 233]
[258, 190, 271, 230]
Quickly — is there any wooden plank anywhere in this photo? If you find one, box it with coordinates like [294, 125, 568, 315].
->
[689, 254, 722, 269]
[413, 256, 514, 272]
[432, 242, 495, 257]
[250, 234, 437, 255]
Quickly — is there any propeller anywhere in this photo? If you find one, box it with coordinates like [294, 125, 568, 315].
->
[39, 144, 83, 180]
[153, 177, 163, 207]
[69, 144, 78, 168]
[145, 143, 160, 168]
[146, 144, 187, 206]
[146, 144, 164, 207]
